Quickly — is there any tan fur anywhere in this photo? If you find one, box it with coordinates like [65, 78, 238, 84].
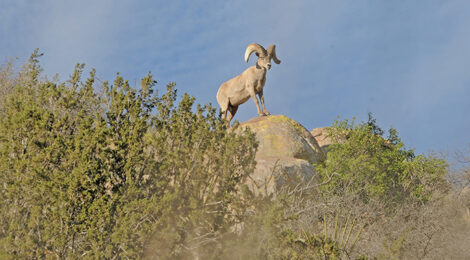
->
[217, 43, 281, 125]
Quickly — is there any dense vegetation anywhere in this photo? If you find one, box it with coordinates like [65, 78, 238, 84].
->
[315, 115, 448, 206]
[0, 51, 468, 259]
[0, 51, 258, 258]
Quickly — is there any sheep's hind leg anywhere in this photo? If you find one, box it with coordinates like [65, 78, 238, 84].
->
[227, 104, 238, 123]
[219, 100, 229, 121]
[221, 108, 228, 120]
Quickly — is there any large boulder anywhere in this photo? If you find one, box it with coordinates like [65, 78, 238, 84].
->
[239, 115, 325, 194]
[241, 115, 324, 163]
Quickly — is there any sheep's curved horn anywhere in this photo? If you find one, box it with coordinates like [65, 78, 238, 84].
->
[267, 45, 281, 64]
[244, 43, 267, 62]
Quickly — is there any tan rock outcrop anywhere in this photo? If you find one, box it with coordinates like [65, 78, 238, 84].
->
[239, 115, 325, 194]
[311, 127, 333, 153]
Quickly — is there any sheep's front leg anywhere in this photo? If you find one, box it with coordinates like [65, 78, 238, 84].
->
[258, 90, 270, 116]
[250, 93, 264, 116]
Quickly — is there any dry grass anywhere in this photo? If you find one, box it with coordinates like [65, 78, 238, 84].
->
[279, 176, 470, 259]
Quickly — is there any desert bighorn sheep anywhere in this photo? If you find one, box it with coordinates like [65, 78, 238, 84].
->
[216, 43, 281, 125]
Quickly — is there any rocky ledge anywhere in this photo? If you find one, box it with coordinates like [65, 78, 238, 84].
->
[239, 115, 328, 194]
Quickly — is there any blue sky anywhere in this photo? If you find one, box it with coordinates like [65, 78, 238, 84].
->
[1, 0, 469, 156]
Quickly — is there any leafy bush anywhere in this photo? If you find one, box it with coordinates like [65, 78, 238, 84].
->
[315, 114, 448, 206]
[0, 50, 257, 258]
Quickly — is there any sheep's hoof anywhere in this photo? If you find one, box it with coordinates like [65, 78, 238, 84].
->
[262, 111, 271, 116]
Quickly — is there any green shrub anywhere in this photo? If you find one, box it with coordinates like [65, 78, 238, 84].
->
[315, 115, 448, 206]
[0, 51, 257, 258]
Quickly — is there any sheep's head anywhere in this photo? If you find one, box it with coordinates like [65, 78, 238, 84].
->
[245, 43, 281, 70]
